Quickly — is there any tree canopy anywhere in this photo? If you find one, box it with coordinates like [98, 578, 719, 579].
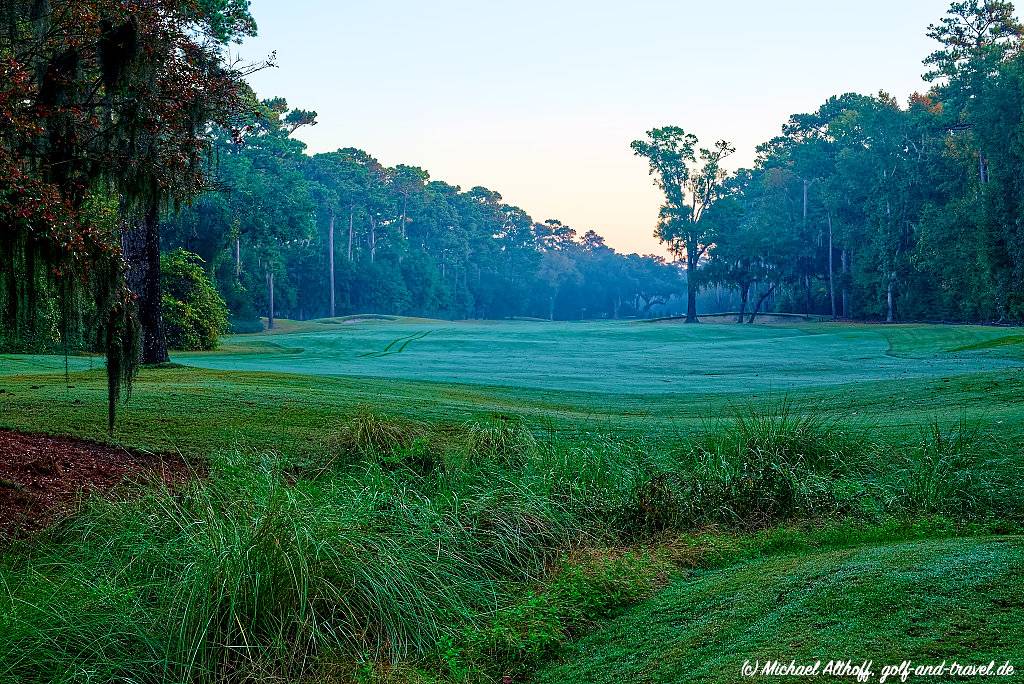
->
[660, 0, 1024, 324]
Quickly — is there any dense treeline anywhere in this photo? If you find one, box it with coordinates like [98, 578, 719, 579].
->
[163, 101, 684, 327]
[166, 0, 1024, 328]
[640, 0, 1024, 324]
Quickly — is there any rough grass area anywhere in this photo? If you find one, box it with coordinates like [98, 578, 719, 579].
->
[0, 405, 1020, 683]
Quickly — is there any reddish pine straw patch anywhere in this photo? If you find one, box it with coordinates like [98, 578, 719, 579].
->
[0, 429, 191, 538]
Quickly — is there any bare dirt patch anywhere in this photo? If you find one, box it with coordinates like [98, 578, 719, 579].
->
[0, 430, 191, 538]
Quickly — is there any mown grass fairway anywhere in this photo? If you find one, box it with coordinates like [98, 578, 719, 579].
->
[536, 536, 1024, 684]
[182, 319, 1024, 393]
[1, 320, 1022, 454]
[0, 320, 1022, 683]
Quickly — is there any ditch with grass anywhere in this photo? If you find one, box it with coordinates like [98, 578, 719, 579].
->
[0, 319, 1022, 683]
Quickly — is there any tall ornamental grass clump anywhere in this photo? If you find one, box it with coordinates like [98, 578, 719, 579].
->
[0, 419, 665, 683]
[892, 419, 1022, 519]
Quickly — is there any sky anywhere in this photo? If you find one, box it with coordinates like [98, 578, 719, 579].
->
[235, 0, 950, 256]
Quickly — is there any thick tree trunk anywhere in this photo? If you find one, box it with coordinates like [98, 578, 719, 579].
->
[685, 241, 699, 323]
[122, 202, 169, 364]
[828, 214, 836, 320]
[3, 240, 17, 335]
[748, 285, 776, 324]
[25, 245, 37, 336]
[737, 281, 750, 323]
[328, 210, 336, 317]
[267, 270, 275, 330]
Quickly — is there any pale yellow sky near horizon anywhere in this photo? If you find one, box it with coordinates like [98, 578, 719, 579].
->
[238, 0, 950, 257]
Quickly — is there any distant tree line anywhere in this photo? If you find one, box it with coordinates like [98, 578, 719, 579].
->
[162, 101, 684, 327]
[169, 1, 1024, 329]
[637, 0, 1024, 324]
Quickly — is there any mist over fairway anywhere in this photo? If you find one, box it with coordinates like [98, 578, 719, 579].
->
[175, 319, 1024, 395]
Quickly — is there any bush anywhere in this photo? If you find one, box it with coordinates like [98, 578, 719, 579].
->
[160, 249, 230, 351]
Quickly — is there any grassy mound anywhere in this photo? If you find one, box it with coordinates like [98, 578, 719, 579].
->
[535, 536, 1024, 684]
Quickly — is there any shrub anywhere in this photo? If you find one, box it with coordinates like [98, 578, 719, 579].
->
[160, 249, 230, 351]
[457, 415, 539, 467]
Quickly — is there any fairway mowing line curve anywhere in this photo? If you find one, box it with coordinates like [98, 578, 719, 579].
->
[358, 330, 435, 358]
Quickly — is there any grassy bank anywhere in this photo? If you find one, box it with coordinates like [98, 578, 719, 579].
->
[1, 406, 1021, 682]
[535, 536, 1024, 684]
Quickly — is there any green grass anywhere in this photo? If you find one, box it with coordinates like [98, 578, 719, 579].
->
[0, 320, 1022, 457]
[535, 536, 1024, 684]
[0, 320, 1021, 683]
[177, 320, 1023, 394]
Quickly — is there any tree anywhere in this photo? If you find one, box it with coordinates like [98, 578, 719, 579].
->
[925, 0, 1023, 85]
[536, 251, 582, 320]
[632, 128, 735, 322]
[165, 98, 317, 329]
[0, 0, 257, 427]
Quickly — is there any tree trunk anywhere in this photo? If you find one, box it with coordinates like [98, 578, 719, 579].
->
[737, 281, 750, 323]
[369, 216, 377, 263]
[235, 238, 241, 277]
[122, 202, 169, 364]
[347, 207, 355, 261]
[328, 210, 336, 318]
[827, 214, 836, 320]
[267, 270, 275, 330]
[886, 274, 896, 323]
[748, 285, 776, 324]
[400, 197, 408, 239]
[685, 240, 699, 323]
[841, 249, 850, 318]
[549, 295, 555, 321]
[803, 179, 809, 223]
[25, 244, 37, 336]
